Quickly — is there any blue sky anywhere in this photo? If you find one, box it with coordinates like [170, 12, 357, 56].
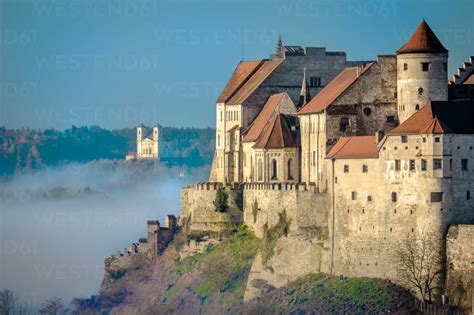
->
[0, 0, 473, 130]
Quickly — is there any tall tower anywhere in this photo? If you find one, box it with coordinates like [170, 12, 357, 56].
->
[396, 20, 448, 123]
[137, 126, 143, 159]
[152, 126, 160, 159]
[298, 67, 311, 108]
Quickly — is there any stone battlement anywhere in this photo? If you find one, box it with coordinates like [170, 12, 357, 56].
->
[243, 182, 318, 193]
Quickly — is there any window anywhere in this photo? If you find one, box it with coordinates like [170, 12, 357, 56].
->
[310, 76, 322, 87]
[344, 164, 349, 173]
[462, 159, 469, 171]
[217, 134, 220, 146]
[391, 192, 397, 202]
[423, 137, 426, 143]
[409, 160, 415, 171]
[220, 111, 223, 121]
[467, 191, 471, 200]
[421, 62, 430, 72]
[340, 118, 349, 133]
[351, 191, 357, 200]
[403, 63, 408, 71]
[415, 104, 420, 110]
[362, 164, 368, 173]
[433, 159, 442, 170]
[287, 159, 293, 180]
[435, 137, 440, 143]
[258, 159, 263, 181]
[430, 192, 444, 203]
[401, 135, 408, 143]
[367, 196, 372, 202]
[421, 159, 427, 171]
[395, 160, 401, 171]
[386, 116, 395, 123]
[418, 87, 424, 96]
[271, 159, 278, 180]
[443, 62, 447, 72]
[363, 107, 372, 116]
[449, 159, 453, 171]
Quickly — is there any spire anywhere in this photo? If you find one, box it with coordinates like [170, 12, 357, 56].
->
[396, 19, 448, 54]
[298, 67, 311, 108]
[275, 34, 284, 59]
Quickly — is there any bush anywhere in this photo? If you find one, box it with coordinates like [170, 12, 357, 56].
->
[261, 209, 291, 264]
[213, 187, 229, 213]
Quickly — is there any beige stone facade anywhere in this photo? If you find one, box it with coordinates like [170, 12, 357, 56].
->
[136, 126, 160, 160]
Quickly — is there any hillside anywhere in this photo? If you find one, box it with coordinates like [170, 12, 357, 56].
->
[73, 227, 422, 314]
[0, 125, 215, 176]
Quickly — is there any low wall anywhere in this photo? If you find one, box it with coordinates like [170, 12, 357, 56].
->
[446, 224, 474, 310]
[180, 182, 243, 233]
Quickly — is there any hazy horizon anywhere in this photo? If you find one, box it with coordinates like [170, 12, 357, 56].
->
[1, 0, 473, 130]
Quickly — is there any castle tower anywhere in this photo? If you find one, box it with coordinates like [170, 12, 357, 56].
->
[298, 67, 311, 108]
[396, 20, 448, 123]
[137, 126, 143, 159]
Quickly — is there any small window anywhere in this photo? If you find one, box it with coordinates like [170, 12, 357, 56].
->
[386, 116, 395, 123]
[409, 160, 415, 171]
[423, 137, 427, 143]
[395, 160, 401, 171]
[403, 63, 408, 71]
[418, 87, 424, 96]
[430, 192, 443, 203]
[367, 196, 372, 202]
[449, 159, 453, 171]
[462, 159, 469, 171]
[271, 159, 278, 180]
[421, 159, 427, 171]
[351, 191, 357, 200]
[363, 107, 372, 116]
[433, 159, 442, 170]
[421, 62, 430, 72]
[467, 191, 471, 200]
[415, 104, 420, 110]
[340, 117, 349, 133]
[391, 192, 397, 202]
[401, 135, 408, 143]
[435, 137, 440, 143]
[362, 164, 368, 173]
[344, 165, 349, 173]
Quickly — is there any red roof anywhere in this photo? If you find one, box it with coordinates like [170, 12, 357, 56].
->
[390, 100, 474, 134]
[326, 136, 378, 159]
[396, 20, 448, 55]
[243, 93, 286, 143]
[298, 63, 374, 114]
[254, 114, 299, 149]
[216, 60, 262, 103]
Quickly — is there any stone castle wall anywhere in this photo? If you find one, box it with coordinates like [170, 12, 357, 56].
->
[446, 225, 474, 309]
[180, 183, 243, 233]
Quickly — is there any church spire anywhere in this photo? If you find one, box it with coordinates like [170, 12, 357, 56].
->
[298, 67, 311, 108]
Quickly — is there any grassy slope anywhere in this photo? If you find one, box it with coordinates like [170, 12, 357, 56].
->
[96, 228, 419, 314]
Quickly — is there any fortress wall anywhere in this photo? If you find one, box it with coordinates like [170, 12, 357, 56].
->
[242, 183, 329, 238]
[180, 183, 243, 233]
[446, 225, 474, 309]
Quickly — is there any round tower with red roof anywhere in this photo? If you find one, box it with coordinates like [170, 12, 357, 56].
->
[396, 20, 449, 123]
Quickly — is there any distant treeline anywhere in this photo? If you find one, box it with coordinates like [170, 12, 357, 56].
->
[0, 125, 215, 176]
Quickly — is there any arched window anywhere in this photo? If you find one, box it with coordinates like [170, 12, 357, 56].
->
[415, 104, 420, 110]
[271, 159, 278, 180]
[287, 159, 293, 180]
[258, 159, 263, 181]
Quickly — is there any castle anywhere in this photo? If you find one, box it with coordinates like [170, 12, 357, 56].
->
[181, 20, 474, 305]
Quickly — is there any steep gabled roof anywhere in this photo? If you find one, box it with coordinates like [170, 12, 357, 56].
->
[243, 93, 286, 143]
[216, 60, 263, 103]
[226, 59, 283, 105]
[298, 63, 375, 114]
[254, 114, 299, 149]
[396, 20, 448, 55]
[326, 136, 378, 159]
[390, 100, 474, 134]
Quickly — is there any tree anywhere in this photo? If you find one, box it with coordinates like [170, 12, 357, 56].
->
[38, 298, 66, 315]
[395, 232, 444, 303]
[213, 187, 229, 213]
[0, 290, 16, 315]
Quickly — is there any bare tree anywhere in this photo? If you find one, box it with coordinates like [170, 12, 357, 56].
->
[38, 298, 66, 315]
[0, 290, 17, 315]
[395, 232, 444, 303]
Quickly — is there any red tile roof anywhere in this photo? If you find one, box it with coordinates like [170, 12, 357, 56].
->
[216, 60, 262, 103]
[243, 93, 286, 143]
[396, 20, 448, 55]
[390, 100, 474, 134]
[326, 136, 378, 159]
[298, 63, 375, 114]
[254, 114, 299, 149]
[226, 59, 283, 105]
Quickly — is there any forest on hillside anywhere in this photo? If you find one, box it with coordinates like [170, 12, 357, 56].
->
[0, 125, 215, 176]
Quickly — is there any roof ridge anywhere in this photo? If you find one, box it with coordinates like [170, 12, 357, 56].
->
[328, 137, 352, 158]
[224, 60, 265, 103]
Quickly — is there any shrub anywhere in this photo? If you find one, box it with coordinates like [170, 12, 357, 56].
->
[213, 187, 228, 213]
[252, 199, 259, 223]
[261, 209, 291, 264]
